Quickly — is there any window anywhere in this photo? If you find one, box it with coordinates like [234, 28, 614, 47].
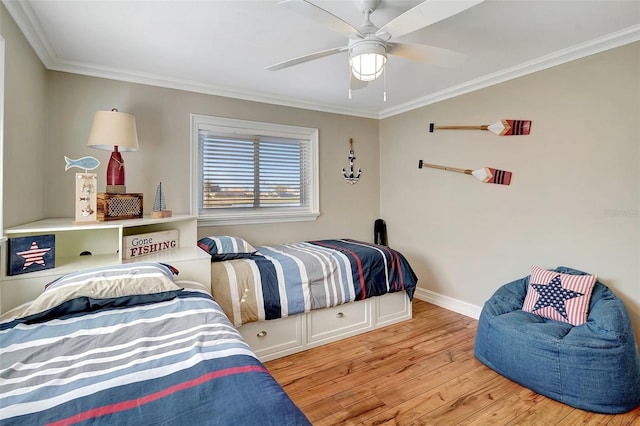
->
[191, 114, 319, 225]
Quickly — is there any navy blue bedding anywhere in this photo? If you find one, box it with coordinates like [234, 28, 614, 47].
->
[209, 239, 418, 326]
[0, 289, 310, 425]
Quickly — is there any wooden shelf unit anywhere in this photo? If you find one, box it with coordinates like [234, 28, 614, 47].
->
[0, 214, 210, 314]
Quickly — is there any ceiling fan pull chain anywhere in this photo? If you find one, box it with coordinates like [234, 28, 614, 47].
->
[348, 61, 352, 100]
[383, 66, 387, 102]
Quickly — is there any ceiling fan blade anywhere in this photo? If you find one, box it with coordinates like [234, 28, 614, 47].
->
[266, 46, 348, 71]
[388, 42, 467, 67]
[376, 0, 484, 40]
[279, 0, 363, 37]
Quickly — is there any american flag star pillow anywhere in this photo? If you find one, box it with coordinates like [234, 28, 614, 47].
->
[522, 265, 597, 326]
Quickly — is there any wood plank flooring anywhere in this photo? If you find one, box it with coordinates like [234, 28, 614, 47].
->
[264, 299, 640, 425]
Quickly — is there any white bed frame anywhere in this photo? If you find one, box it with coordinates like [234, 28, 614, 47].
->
[237, 291, 412, 362]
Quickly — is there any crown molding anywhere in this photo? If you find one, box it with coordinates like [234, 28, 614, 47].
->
[2, 0, 56, 67]
[2, 0, 380, 119]
[47, 59, 381, 119]
[379, 24, 640, 119]
[4, 0, 638, 120]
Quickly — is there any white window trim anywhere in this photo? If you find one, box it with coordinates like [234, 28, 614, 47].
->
[0, 36, 4, 238]
[190, 114, 320, 226]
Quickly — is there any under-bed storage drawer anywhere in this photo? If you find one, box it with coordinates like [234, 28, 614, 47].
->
[238, 315, 303, 361]
[307, 300, 372, 347]
[375, 291, 411, 327]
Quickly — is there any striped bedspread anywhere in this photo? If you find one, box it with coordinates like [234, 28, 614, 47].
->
[210, 239, 417, 326]
[0, 290, 309, 425]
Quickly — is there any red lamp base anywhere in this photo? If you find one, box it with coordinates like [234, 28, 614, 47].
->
[106, 146, 126, 194]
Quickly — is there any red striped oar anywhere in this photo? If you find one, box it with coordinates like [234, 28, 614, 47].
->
[429, 119, 531, 136]
[418, 160, 512, 185]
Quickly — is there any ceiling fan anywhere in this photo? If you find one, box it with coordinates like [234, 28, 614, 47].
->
[266, 0, 484, 98]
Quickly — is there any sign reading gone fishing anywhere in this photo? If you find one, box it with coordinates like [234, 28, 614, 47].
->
[124, 230, 179, 259]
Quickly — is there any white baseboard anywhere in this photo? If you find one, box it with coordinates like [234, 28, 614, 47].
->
[414, 288, 482, 320]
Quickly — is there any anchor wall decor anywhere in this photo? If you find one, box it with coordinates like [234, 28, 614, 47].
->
[341, 138, 362, 184]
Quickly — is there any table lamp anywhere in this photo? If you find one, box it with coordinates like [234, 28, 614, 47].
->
[87, 108, 139, 193]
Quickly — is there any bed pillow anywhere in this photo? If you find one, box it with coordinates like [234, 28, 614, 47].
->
[197, 236, 256, 261]
[522, 265, 597, 326]
[8, 262, 182, 322]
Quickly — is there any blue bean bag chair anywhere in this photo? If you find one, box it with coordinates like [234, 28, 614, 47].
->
[474, 266, 640, 414]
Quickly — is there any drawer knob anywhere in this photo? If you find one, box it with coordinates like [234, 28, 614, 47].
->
[257, 330, 268, 338]
[336, 312, 344, 318]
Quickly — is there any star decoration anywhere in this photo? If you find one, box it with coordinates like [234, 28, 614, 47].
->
[531, 274, 584, 320]
[17, 242, 52, 270]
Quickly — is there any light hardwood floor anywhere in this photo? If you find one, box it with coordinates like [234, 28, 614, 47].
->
[264, 299, 640, 425]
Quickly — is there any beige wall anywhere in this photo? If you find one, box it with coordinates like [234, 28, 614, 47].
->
[3, 1, 379, 256]
[381, 42, 640, 337]
[44, 73, 380, 245]
[3, 4, 640, 340]
[1, 3, 48, 227]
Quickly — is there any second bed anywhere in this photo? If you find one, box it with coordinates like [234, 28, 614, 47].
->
[199, 237, 418, 360]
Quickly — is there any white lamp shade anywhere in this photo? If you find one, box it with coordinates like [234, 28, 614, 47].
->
[87, 109, 139, 151]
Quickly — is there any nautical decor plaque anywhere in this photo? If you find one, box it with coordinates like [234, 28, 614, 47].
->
[64, 156, 100, 224]
[124, 230, 179, 259]
[8, 234, 56, 276]
[74, 173, 98, 223]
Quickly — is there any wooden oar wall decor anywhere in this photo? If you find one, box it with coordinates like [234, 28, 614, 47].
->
[418, 160, 512, 185]
[429, 119, 531, 136]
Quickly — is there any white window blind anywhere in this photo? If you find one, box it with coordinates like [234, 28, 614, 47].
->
[191, 114, 319, 225]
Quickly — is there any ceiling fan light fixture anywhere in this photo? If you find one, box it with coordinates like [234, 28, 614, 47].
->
[350, 41, 387, 82]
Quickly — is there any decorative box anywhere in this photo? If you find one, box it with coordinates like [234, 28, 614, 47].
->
[97, 193, 143, 221]
[123, 230, 179, 259]
[8, 234, 56, 275]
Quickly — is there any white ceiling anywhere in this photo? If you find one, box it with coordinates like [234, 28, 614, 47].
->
[4, 0, 639, 118]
